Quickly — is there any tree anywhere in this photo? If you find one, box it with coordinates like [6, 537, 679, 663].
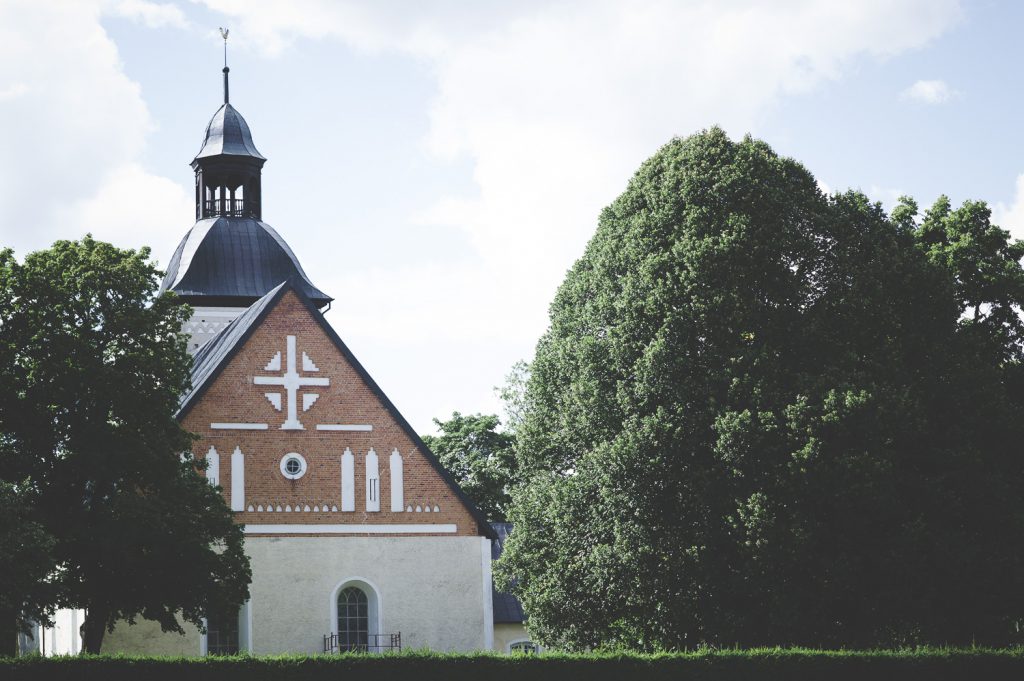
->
[423, 412, 516, 521]
[0, 237, 251, 653]
[0, 481, 55, 657]
[906, 195, 1024, 362]
[496, 360, 530, 435]
[496, 128, 1024, 650]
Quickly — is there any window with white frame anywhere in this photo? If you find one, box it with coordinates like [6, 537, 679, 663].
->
[279, 452, 307, 480]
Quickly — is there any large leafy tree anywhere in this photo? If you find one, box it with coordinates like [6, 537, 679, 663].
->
[423, 412, 516, 521]
[496, 129, 1024, 650]
[0, 237, 251, 653]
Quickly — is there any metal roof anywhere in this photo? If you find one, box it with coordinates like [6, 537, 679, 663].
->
[159, 217, 331, 307]
[491, 522, 526, 623]
[176, 280, 497, 541]
[193, 103, 265, 162]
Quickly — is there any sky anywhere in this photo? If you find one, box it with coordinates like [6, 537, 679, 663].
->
[2, 0, 1023, 434]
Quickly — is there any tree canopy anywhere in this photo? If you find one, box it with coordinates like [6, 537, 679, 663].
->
[0, 237, 251, 653]
[496, 128, 1024, 650]
[423, 412, 516, 521]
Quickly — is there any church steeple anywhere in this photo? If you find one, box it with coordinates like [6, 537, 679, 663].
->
[191, 31, 265, 220]
[159, 39, 332, 351]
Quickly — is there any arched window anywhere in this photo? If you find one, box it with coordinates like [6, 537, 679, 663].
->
[337, 587, 369, 651]
[329, 578, 382, 652]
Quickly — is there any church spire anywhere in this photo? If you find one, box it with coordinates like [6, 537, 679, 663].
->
[157, 37, 332, 321]
[220, 27, 230, 104]
[190, 28, 266, 221]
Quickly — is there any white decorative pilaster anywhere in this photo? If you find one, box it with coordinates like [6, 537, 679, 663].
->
[481, 536, 494, 649]
[390, 449, 404, 512]
[366, 449, 380, 512]
[206, 446, 220, 487]
[341, 448, 354, 512]
[230, 446, 245, 512]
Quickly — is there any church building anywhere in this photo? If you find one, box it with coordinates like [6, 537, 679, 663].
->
[82, 62, 522, 655]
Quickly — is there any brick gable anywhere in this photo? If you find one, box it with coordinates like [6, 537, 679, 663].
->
[181, 287, 490, 537]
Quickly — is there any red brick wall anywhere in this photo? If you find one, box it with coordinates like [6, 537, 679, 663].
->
[181, 290, 481, 537]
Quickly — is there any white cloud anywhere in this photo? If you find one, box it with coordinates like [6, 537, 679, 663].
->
[106, 0, 190, 29]
[0, 0, 964, 429]
[55, 163, 193, 266]
[201, 0, 962, 347]
[194, 0, 961, 428]
[901, 78, 958, 104]
[992, 174, 1024, 241]
[867, 184, 907, 211]
[0, 0, 190, 260]
[0, 82, 28, 101]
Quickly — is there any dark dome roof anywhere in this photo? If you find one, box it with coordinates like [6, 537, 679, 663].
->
[159, 217, 331, 307]
[193, 103, 265, 162]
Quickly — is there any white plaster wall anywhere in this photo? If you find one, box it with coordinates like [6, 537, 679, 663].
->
[183, 306, 247, 354]
[246, 535, 488, 654]
[104, 615, 201, 656]
[36, 608, 85, 656]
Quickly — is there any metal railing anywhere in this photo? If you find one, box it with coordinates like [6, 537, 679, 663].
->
[323, 632, 401, 654]
[204, 198, 253, 218]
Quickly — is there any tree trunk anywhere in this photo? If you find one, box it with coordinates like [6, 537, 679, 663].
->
[0, 612, 17, 657]
[81, 607, 108, 654]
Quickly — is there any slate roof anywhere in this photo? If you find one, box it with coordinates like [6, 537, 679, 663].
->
[159, 218, 332, 307]
[491, 522, 526, 623]
[178, 281, 286, 415]
[194, 103, 265, 162]
[177, 279, 497, 540]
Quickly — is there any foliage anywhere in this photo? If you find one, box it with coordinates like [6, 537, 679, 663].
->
[3, 648, 1024, 680]
[496, 128, 1024, 650]
[905, 195, 1024, 362]
[0, 237, 251, 653]
[423, 412, 516, 521]
[496, 360, 530, 435]
[0, 481, 56, 655]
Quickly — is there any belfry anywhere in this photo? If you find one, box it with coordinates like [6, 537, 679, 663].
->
[159, 62, 331, 351]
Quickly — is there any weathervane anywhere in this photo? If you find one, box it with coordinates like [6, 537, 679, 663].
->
[219, 27, 230, 104]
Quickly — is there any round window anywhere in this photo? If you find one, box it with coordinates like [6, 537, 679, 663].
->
[279, 453, 307, 480]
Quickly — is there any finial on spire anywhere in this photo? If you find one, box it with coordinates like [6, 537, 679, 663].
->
[219, 27, 230, 104]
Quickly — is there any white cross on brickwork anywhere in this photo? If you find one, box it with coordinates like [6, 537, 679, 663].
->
[254, 335, 329, 430]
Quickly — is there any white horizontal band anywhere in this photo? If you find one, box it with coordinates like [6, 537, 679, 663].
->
[315, 424, 373, 432]
[211, 423, 269, 430]
[243, 524, 457, 534]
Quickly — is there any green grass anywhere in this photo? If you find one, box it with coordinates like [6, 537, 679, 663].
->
[4, 647, 1023, 681]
